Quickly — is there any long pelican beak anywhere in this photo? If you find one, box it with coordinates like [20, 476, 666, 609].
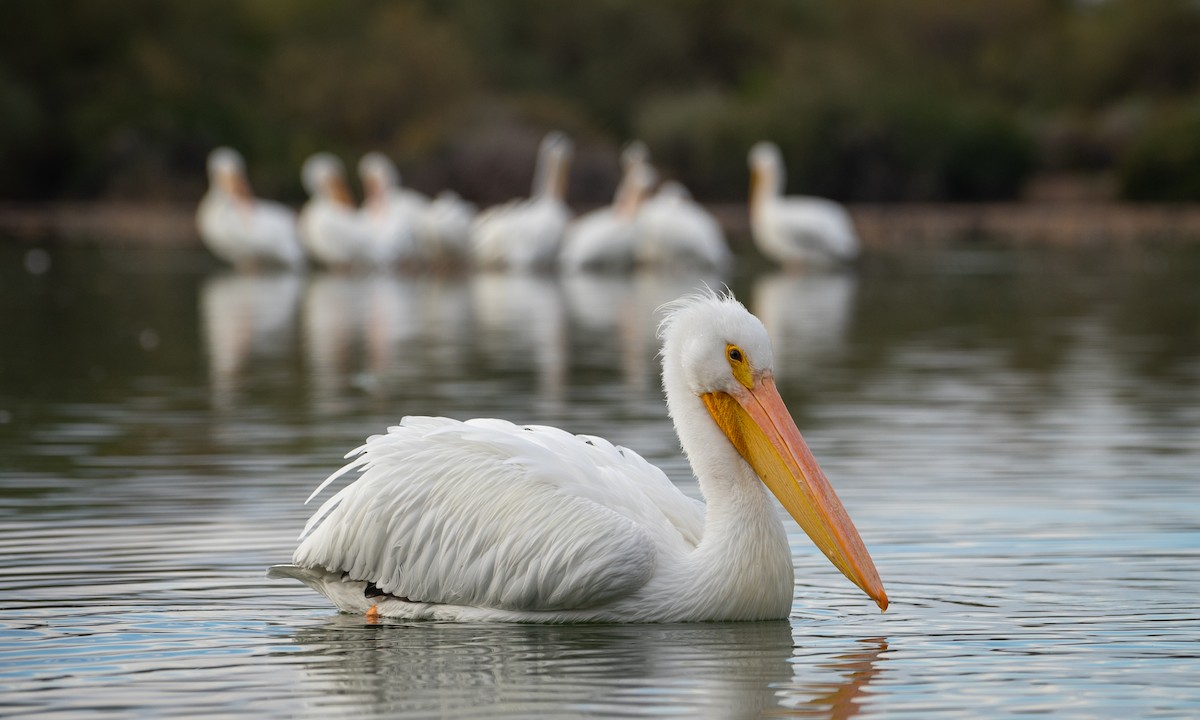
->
[221, 169, 254, 205]
[703, 375, 888, 612]
[325, 176, 356, 208]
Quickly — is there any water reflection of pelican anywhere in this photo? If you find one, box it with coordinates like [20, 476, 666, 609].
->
[302, 273, 421, 412]
[200, 272, 302, 409]
[412, 275, 473, 377]
[753, 271, 857, 380]
[279, 619, 886, 719]
[471, 271, 567, 405]
[624, 270, 726, 390]
[783, 636, 889, 718]
[562, 271, 635, 369]
[561, 270, 725, 393]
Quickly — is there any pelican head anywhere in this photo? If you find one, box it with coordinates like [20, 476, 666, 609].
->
[532, 131, 573, 201]
[620, 140, 649, 172]
[614, 164, 658, 218]
[661, 291, 888, 611]
[538, 130, 569, 156]
[358, 152, 399, 201]
[748, 141, 785, 201]
[301, 153, 355, 207]
[207, 147, 252, 200]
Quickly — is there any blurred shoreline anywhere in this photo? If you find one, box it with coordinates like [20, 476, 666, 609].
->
[2, 201, 1200, 248]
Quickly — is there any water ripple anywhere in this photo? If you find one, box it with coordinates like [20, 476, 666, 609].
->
[2, 243, 1199, 717]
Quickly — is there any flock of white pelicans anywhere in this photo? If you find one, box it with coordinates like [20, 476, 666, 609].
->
[198, 132, 860, 276]
[229, 133, 884, 623]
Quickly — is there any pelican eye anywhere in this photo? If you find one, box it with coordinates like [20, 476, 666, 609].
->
[725, 344, 754, 389]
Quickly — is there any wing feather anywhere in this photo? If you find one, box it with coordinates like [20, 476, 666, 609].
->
[294, 416, 702, 612]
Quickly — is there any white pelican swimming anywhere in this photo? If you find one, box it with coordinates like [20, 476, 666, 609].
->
[748, 142, 860, 269]
[559, 142, 657, 273]
[470, 132, 573, 271]
[196, 147, 303, 271]
[358, 152, 423, 268]
[269, 291, 887, 622]
[421, 190, 476, 268]
[299, 153, 378, 271]
[634, 181, 732, 272]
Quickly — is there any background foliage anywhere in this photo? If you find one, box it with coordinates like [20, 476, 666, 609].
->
[3, 0, 1199, 204]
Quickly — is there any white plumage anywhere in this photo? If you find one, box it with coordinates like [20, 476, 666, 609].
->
[294, 418, 694, 612]
[270, 291, 886, 622]
[634, 182, 732, 272]
[748, 142, 860, 268]
[196, 147, 303, 271]
[299, 153, 379, 271]
[470, 132, 573, 271]
[357, 152, 423, 268]
[421, 190, 476, 267]
[559, 142, 657, 273]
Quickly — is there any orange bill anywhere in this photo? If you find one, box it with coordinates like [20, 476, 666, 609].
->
[703, 376, 888, 611]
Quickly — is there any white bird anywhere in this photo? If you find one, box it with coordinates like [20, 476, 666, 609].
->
[559, 142, 658, 273]
[470, 132, 573, 271]
[421, 190, 476, 268]
[299, 153, 379, 271]
[748, 142, 860, 269]
[196, 147, 303, 271]
[269, 291, 887, 622]
[634, 181, 732, 272]
[358, 152, 423, 268]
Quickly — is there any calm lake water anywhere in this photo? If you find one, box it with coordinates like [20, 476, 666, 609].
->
[1, 232, 1198, 718]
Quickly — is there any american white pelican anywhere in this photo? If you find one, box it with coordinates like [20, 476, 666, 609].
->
[559, 143, 658, 273]
[196, 147, 304, 271]
[358, 152, 423, 268]
[634, 181, 732, 272]
[299, 153, 379, 271]
[748, 142, 860, 268]
[421, 190, 476, 268]
[470, 132, 573, 271]
[269, 291, 887, 622]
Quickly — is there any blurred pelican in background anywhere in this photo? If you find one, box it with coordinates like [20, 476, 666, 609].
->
[299, 153, 378, 272]
[197, 147, 303, 271]
[470, 132, 573, 271]
[634, 181, 731, 273]
[358, 152, 422, 269]
[559, 142, 657, 273]
[748, 142, 859, 269]
[421, 190, 476, 270]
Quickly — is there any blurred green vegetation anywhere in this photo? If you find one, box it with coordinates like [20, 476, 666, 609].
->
[2, 0, 1199, 204]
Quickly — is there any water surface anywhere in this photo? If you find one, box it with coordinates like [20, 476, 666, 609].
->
[1, 237, 1198, 718]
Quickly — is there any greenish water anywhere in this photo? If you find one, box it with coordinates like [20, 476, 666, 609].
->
[1, 237, 1198, 718]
